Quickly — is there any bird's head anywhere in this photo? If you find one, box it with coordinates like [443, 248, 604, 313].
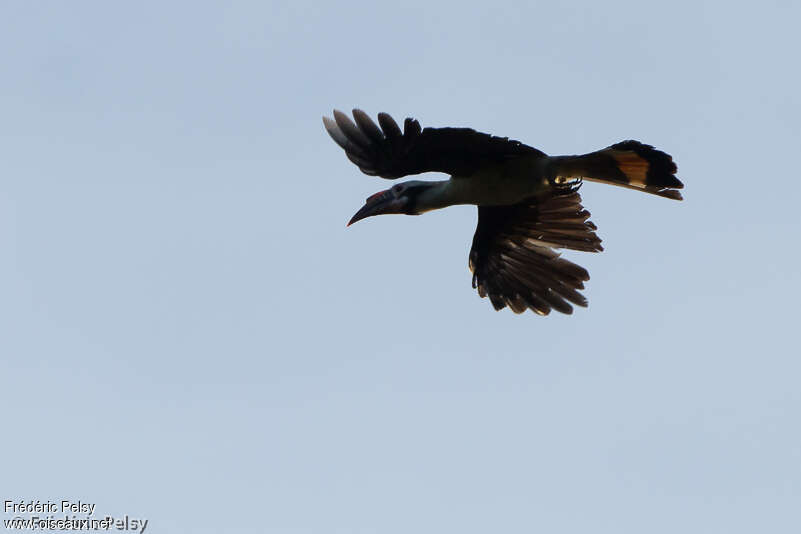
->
[347, 180, 434, 226]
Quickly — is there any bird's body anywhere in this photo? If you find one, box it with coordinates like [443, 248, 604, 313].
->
[324, 109, 683, 315]
[448, 156, 551, 205]
[405, 161, 550, 214]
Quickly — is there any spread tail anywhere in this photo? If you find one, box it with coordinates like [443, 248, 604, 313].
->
[550, 141, 683, 200]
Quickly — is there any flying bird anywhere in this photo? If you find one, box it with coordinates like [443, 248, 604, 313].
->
[324, 109, 683, 315]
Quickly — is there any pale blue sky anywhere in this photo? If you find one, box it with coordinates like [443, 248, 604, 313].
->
[2, 1, 800, 533]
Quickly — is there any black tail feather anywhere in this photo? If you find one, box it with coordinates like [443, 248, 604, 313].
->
[551, 140, 683, 200]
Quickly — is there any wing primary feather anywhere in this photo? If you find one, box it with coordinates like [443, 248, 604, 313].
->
[377, 112, 402, 138]
[403, 117, 422, 137]
[333, 109, 371, 148]
[323, 116, 370, 159]
[352, 109, 384, 142]
[322, 116, 350, 150]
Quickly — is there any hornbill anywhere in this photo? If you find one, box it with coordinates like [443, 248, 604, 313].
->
[323, 109, 683, 315]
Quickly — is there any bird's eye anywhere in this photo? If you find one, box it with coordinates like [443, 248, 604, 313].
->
[391, 185, 403, 195]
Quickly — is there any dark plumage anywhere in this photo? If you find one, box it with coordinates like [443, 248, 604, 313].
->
[325, 109, 683, 315]
[324, 110, 542, 178]
[470, 187, 602, 315]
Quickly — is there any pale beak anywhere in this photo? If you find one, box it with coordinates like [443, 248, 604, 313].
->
[347, 189, 407, 226]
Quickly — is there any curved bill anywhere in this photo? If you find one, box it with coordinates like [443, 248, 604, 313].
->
[347, 189, 406, 226]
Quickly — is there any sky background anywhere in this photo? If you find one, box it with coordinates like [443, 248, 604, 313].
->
[2, 1, 800, 533]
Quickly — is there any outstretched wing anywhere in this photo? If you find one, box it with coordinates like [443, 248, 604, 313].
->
[469, 188, 603, 315]
[323, 109, 544, 179]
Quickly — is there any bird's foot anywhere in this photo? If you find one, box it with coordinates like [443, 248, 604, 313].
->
[550, 175, 583, 192]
